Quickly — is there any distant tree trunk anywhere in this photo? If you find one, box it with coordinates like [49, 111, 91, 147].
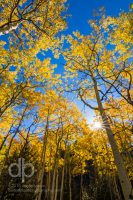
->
[45, 158, 52, 200]
[46, 170, 51, 199]
[4, 106, 27, 161]
[51, 166, 57, 200]
[69, 163, 72, 200]
[35, 113, 49, 200]
[60, 149, 67, 200]
[113, 176, 122, 200]
[54, 170, 59, 200]
[91, 73, 132, 200]
[60, 165, 65, 200]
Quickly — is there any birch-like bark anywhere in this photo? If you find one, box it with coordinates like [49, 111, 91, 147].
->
[91, 73, 132, 200]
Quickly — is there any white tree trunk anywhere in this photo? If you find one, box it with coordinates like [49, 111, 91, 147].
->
[0, 21, 23, 35]
[92, 75, 132, 200]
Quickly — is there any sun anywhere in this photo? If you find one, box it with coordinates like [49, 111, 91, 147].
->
[93, 121, 102, 129]
[89, 119, 102, 130]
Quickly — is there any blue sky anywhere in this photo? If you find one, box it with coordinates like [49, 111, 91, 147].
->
[66, 0, 132, 34]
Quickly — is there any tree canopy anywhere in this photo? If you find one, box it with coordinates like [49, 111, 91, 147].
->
[0, 1, 133, 200]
